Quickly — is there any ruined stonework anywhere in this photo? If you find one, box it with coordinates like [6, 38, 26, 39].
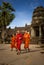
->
[31, 6, 44, 44]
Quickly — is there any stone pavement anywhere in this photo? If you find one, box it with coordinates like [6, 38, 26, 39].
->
[0, 44, 44, 65]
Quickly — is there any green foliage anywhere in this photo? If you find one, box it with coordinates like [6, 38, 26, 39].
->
[0, 2, 15, 29]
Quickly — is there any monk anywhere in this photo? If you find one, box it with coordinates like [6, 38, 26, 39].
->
[16, 30, 23, 55]
[11, 34, 17, 51]
[23, 30, 30, 52]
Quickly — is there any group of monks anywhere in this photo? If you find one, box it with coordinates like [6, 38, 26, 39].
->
[11, 30, 30, 55]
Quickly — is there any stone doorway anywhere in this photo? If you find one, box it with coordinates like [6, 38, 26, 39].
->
[41, 25, 44, 43]
[34, 26, 39, 37]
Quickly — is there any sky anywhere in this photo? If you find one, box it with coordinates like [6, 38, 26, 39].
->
[0, 0, 44, 28]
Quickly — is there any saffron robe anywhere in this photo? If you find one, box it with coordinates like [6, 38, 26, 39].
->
[16, 33, 23, 50]
[23, 33, 30, 48]
[11, 36, 17, 49]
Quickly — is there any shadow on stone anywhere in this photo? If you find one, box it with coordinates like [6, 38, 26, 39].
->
[42, 49, 44, 50]
[0, 63, 7, 65]
[40, 46, 44, 48]
[0, 63, 13, 65]
[20, 49, 40, 54]
[0, 49, 6, 50]
[40, 52, 44, 54]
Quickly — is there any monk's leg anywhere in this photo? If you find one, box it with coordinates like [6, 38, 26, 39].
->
[17, 42, 21, 55]
[24, 41, 30, 52]
[14, 43, 17, 51]
[24, 41, 27, 52]
[11, 44, 13, 51]
[27, 43, 30, 52]
[11, 43, 14, 51]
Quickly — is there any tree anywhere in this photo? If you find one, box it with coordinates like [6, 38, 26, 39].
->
[0, 2, 15, 43]
[0, 2, 15, 29]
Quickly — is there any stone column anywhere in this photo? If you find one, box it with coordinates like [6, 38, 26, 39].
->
[31, 27, 35, 38]
[39, 26, 41, 37]
[39, 26, 41, 44]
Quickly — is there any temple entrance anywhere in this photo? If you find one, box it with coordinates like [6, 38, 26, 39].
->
[34, 26, 39, 37]
[41, 25, 44, 43]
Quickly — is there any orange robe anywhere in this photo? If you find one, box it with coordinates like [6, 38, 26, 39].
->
[16, 33, 23, 50]
[11, 36, 17, 49]
[23, 33, 30, 48]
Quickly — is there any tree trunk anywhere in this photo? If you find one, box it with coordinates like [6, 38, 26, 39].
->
[1, 26, 6, 44]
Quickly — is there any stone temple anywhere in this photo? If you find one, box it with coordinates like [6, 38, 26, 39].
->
[0, 6, 44, 44]
[31, 6, 44, 44]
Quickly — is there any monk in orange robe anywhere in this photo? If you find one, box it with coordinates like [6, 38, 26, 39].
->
[23, 31, 30, 52]
[16, 30, 23, 55]
[11, 34, 17, 51]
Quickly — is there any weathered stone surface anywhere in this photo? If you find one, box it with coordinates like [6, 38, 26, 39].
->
[0, 44, 44, 65]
